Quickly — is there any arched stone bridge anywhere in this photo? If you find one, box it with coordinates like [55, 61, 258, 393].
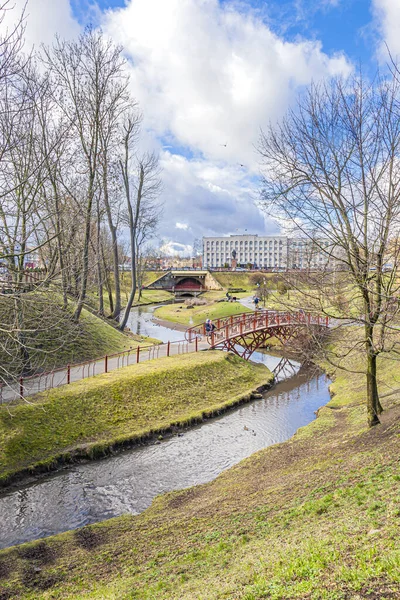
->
[185, 310, 329, 360]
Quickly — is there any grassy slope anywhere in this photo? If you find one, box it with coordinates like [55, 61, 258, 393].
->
[1, 340, 400, 599]
[212, 271, 257, 290]
[85, 273, 172, 313]
[0, 292, 156, 376]
[50, 307, 160, 366]
[0, 352, 271, 487]
[154, 301, 252, 326]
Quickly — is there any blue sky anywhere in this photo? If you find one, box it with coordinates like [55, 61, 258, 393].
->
[10, 0, 399, 254]
[74, 0, 375, 64]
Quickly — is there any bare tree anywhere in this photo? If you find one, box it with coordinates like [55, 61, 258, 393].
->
[258, 72, 400, 427]
[0, 3, 85, 386]
[118, 115, 162, 330]
[44, 27, 129, 321]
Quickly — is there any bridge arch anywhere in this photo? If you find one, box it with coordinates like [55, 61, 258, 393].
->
[186, 310, 329, 360]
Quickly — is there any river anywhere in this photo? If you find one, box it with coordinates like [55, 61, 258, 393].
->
[0, 304, 331, 549]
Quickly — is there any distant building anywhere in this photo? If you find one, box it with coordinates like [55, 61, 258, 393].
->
[287, 239, 336, 270]
[203, 235, 288, 269]
[202, 234, 337, 270]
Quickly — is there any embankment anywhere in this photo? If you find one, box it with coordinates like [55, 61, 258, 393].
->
[0, 352, 272, 489]
[1, 341, 399, 599]
[0, 292, 158, 378]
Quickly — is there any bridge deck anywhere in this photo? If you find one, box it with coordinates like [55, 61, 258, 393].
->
[186, 310, 329, 359]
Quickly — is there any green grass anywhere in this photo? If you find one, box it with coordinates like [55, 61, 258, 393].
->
[212, 271, 260, 290]
[154, 300, 252, 325]
[1, 333, 400, 599]
[0, 293, 157, 377]
[201, 290, 250, 301]
[131, 289, 173, 305]
[0, 352, 271, 487]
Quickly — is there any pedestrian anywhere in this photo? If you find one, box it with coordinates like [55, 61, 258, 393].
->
[205, 319, 216, 336]
[254, 296, 260, 309]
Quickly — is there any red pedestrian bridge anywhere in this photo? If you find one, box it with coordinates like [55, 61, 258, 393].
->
[185, 310, 329, 360]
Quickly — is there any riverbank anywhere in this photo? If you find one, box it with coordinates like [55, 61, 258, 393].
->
[0, 352, 272, 490]
[1, 342, 399, 599]
[154, 299, 252, 326]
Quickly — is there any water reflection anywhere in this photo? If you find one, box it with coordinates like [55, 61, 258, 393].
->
[0, 357, 330, 549]
[0, 305, 330, 549]
[127, 303, 185, 343]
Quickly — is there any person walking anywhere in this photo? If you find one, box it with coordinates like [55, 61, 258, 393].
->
[205, 319, 216, 336]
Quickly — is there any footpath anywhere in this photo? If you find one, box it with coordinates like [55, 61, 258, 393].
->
[1, 298, 254, 404]
[1, 332, 210, 404]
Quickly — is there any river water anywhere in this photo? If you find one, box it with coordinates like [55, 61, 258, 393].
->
[0, 304, 331, 550]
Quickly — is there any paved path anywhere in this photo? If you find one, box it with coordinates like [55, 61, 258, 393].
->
[1, 335, 210, 405]
[0, 296, 261, 404]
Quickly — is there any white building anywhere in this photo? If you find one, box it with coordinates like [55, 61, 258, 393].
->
[202, 234, 337, 270]
[202, 235, 288, 269]
[288, 238, 334, 270]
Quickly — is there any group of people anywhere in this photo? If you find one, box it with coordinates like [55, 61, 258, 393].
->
[225, 292, 237, 302]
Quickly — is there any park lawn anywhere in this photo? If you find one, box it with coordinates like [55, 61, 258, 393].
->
[50, 307, 161, 365]
[212, 271, 263, 290]
[1, 333, 400, 599]
[0, 352, 271, 487]
[201, 290, 250, 301]
[154, 300, 252, 326]
[131, 289, 173, 305]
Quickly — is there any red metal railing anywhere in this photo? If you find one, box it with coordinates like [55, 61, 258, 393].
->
[1, 310, 330, 404]
[0, 337, 198, 404]
[185, 310, 329, 345]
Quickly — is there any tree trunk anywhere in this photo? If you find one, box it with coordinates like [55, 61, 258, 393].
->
[102, 161, 121, 320]
[118, 259, 135, 331]
[96, 198, 104, 316]
[73, 182, 94, 321]
[118, 162, 144, 331]
[14, 296, 32, 376]
[101, 244, 114, 315]
[365, 333, 383, 427]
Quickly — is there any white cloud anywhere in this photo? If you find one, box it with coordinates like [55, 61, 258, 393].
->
[0, 0, 355, 250]
[103, 0, 352, 169]
[372, 0, 400, 59]
[160, 241, 193, 256]
[158, 151, 276, 245]
[0, 0, 80, 49]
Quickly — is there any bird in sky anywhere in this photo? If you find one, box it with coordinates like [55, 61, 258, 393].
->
[220, 142, 227, 147]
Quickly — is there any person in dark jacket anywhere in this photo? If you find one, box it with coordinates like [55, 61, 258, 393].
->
[205, 319, 216, 336]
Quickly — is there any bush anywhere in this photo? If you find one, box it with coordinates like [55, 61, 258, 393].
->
[277, 281, 289, 295]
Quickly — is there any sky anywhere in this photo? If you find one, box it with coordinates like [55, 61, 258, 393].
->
[4, 0, 400, 255]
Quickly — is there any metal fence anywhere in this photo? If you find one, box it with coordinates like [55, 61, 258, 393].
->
[0, 337, 200, 404]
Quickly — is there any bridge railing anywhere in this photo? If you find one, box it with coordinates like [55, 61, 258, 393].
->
[185, 310, 329, 344]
